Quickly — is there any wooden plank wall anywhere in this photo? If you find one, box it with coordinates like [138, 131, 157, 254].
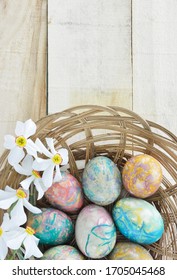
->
[0, 0, 177, 158]
[48, 0, 177, 135]
[133, 0, 177, 134]
[0, 0, 47, 154]
[48, 0, 133, 113]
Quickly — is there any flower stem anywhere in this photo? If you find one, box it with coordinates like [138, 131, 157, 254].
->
[7, 250, 18, 260]
[29, 184, 37, 206]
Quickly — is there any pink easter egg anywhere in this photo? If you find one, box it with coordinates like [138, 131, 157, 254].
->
[45, 172, 84, 213]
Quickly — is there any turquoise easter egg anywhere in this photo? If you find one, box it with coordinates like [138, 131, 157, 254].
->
[27, 208, 74, 245]
[82, 156, 122, 205]
[108, 242, 153, 260]
[41, 245, 85, 260]
[75, 204, 116, 259]
[45, 172, 84, 213]
[112, 198, 164, 244]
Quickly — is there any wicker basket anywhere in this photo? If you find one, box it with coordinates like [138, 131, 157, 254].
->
[0, 105, 177, 260]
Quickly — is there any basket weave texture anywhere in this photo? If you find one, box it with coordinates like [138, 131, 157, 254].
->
[0, 105, 177, 260]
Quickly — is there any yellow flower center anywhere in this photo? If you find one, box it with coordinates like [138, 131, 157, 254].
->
[25, 226, 35, 235]
[16, 189, 27, 199]
[0, 227, 3, 237]
[52, 153, 63, 165]
[32, 170, 41, 178]
[15, 136, 27, 147]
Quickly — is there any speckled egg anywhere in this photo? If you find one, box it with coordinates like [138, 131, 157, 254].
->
[45, 172, 84, 213]
[108, 242, 153, 260]
[82, 156, 122, 205]
[112, 198, 164, 244]
[75, 204, 116, 259]
[122, 154, 162, 198]
[27, 208, 74, 245]
[41, 245, 85, 260]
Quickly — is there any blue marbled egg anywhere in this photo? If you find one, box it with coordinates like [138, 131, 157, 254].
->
[27, 208, 74, 245]
[112, 198, 164, 244]
[75, 204, 116, 258]
[82, 156, 122, 205]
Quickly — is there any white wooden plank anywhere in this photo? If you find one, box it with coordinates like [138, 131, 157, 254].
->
[133, 0, 177, 135]
[0, 0, 47, 155]
[48, 0, 132, 114]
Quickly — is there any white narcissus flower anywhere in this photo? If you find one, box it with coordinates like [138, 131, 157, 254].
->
[33, 138, 69, 188]
[0, 186, 41, 225]
[14, 155, 48, 200]
[0, 213, 18, 260]
[4, 119, 38, 166]
[7, 226, 43, 259]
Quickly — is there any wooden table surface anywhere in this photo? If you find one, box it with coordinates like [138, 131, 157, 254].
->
[0, 0, 176, 155]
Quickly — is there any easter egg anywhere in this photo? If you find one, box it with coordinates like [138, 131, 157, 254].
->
[82, 156, 122, 205]
[122, 154, 162, 198]
[45, 172, 84, 213]
[112, 198, 164, 244]
[27, 208, 74, 245]
[108, 242, 153, 260]
[75, 204, 116, 259]
[41, 245, 85, 260]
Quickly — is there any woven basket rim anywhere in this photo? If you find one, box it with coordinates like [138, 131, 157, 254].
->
[0, 105, 177, 260]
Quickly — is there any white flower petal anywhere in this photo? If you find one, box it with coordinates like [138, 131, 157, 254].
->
[54, 165, 62, 182]
[59, 148, 69, 165]
[13, 164, 29, 176]
[5, 186, 16, 193]
[0, 189, 15, 199]
[10, 199, 27, 225]
[42, 164, 55, 188]
[2, 213, 11, 230]
[0, 238, 8, 260]
[24, 119, 36, 138]
[4, 135, 15, 149]
[26, 139, 38, 157]
[5, 227, 24, 240]
[24, 235, 43, 259]
[23, 199, 41, 214]
[0, 196, 17, 210]
[46, 138, 56, 154]
[21, 154, 33, 171]
[14, 164, 25, 175]
[2, 214, 20, 231]
[15, 121, 25, 136]
[20, 176, 34, 190]
[33, 158, 51, 171]
[8, 146, 25, 165]
[35, 138, 52, 157]
[33, 234, 40, 245]
[7, 230, 26, 250]
[1, 213, 10, 230]
[34, 180, 45, 200]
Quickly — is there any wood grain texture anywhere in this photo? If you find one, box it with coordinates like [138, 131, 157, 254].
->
[48, 0, 177, 136]
[0, 0, 47, 154]
[133, 0, 177, 135]
[48, 0, 133, 114]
